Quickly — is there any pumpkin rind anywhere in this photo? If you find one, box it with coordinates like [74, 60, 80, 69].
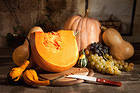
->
[30, 30, 79, 72]
[64, 16, 101, 51]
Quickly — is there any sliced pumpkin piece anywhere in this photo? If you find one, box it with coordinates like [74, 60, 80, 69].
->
[30, 30, 79, 72]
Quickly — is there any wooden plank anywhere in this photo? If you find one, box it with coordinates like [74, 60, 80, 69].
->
[0, 61, 140, 93]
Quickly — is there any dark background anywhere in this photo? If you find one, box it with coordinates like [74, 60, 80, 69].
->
[0, 0, 139, 62]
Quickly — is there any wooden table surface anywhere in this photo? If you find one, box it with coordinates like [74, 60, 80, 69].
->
[0, 59, 140, 93]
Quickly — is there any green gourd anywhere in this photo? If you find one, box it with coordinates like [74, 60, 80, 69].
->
[77, 49, 88, 67]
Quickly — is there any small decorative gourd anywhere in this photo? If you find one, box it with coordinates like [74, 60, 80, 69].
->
[77, 49, 88, 68]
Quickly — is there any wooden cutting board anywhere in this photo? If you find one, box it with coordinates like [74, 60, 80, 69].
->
[38, 67, 94, 86]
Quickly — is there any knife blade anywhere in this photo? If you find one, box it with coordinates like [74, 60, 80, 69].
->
[66, 75, 122, 87]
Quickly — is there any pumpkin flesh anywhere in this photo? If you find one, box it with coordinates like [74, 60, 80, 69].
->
[30, 30, 79, 72]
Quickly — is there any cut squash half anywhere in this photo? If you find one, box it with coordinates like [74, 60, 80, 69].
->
[30, 30, 79, 72]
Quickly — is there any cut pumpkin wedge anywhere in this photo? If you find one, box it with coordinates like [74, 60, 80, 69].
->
[30, 30, 79, 72]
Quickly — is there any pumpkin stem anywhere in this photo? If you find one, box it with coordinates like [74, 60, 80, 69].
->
[84, 0, 89, 17]
[74, 31, 79, 36]
[101, 26, 108, 31]
[82, 49, 85, 55]
[84, 9, 89, 17]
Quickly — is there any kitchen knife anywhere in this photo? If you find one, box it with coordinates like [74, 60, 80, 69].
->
[66, 75, 122, 87]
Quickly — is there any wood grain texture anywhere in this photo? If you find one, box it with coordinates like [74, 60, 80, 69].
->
[0, 59, 140, 93]
[38, 67, 94, 86]
[0, 0, 85, 48]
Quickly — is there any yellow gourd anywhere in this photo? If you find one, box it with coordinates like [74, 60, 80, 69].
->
[23, 69, 51, 86]
[9, 60, 30, 81]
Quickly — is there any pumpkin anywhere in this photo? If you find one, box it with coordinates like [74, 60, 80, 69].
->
[102, 26, 134, 60]
[64, 14, 101, 51]
[30, 30, 79, 72]
[12, 26, 43, 66]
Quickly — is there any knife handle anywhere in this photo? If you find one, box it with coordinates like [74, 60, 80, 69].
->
[96, 78, 122, 87]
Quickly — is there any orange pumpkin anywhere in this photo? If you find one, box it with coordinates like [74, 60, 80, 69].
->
[64, 15, 101, 51]
[30, 30, 79, 72]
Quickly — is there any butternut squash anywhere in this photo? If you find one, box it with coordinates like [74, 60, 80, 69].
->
[30, 30, 79, 72]
[102, 27, 134, 60]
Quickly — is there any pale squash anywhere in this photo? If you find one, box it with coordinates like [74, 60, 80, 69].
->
[12, 26, 43, 66]
[102, 27, 134, 60]
[30, 30, 79, 72]
[64, 15, 101, 51]
[12, 39, 29, 66]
